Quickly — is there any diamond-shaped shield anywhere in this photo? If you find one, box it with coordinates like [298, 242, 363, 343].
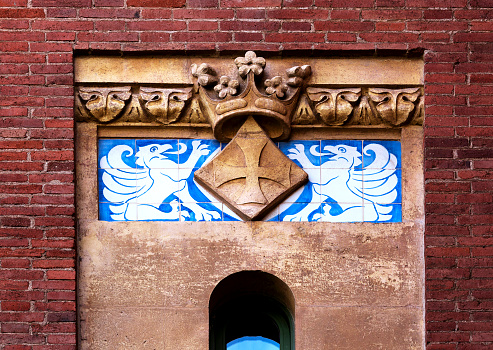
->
[194, 117, 308, 221]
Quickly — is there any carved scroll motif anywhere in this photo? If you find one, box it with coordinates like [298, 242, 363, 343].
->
[75, 86, 197, 125]
[76, 87, 131, 123]
[140, 87, 193, 125]
[303, 87, 423, 127]
[305, 88, 361, 125]
[368, 88, 423, 126]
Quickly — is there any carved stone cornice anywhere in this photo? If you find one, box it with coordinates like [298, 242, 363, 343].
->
[74, 52, 424, 132]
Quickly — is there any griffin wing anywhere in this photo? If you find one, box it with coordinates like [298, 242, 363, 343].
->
[100, 145, 151, 218]
[348, 143, 398, 213]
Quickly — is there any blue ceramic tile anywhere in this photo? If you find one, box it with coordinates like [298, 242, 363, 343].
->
[320, 140, 363, 169]
[98, 168, 139, 203]
[279, 140, 321, 168]
[99, 202, 138, 221]
[132, 201, 181, 221]
[98, 137, 402, 223]
[318, 168, 364, 204]
[279, 202, 322, 222]
[263, 207, 279, 222]
[362, 140, 401, 169]
[99, 202, 114, 222]
[181, 202, 223, 221]
[318, 202, 364, 222]
[134, 139, 179, 168]
[178, 139, 220, 168]
[283, 169, 321, 204]
[363, 169, 401, 204]
[364, 203, 401, 223]
[223, 205, 241, 221]
[99, 139, 136, 169]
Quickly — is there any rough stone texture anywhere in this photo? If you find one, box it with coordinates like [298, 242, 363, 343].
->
[75, 57, 424, 86]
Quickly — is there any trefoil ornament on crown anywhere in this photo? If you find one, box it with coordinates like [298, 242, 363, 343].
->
[192, 51, 312, 142]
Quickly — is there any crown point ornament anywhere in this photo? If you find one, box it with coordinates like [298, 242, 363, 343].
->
[192, 51, 311, 142]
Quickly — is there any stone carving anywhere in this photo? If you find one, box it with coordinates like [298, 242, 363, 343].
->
[192, 51, 312, 142]
[305, 87, 423, 126]
[75, 53, 423, 127]
[292, 94, 318, 125]
[194, 117, 308, 221]
[76, 87, 131, 123]
[76, 86, 194, 124]
[306, 87, 361, 125]
[368, 87, 423, 126]
[139, 87, 192, 124]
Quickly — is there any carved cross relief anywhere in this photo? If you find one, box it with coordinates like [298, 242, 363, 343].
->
[195, 116, 307, 220]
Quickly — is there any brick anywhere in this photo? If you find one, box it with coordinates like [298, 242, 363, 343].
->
[46, 271, 75, 280]
[172, 31, 231, 42]
[32, 0, 90, 6]
[188, 0, 218, 7]
[188, 20, 218, 31]
[222, 0, 281, 6]
[267, 9, 329, 20]
[79, 8, 139, 19]
[1, 323, 30, 333]
[0, 9, 45, 18]
[330, 10, 360, 19]
[265, 32, 326, 42]
[127, 0, 185, 6]
[172, 9, 233, 19]
[236, 9, 265, 19]
[0, 0, 28, 5]
[127, 20, 186, 31]
[331, 0, 373, 6]
[234, 32, 264, 42]
[2, 301, 30, 311]
[46, 312, 76, 323]
[360, 32, 419, 42]
[314, 21, 374, 31]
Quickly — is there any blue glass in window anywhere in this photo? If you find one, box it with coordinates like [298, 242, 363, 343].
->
[227, 336, 280, 350]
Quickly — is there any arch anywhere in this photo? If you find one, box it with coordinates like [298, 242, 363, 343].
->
[209, 271, 295, 350]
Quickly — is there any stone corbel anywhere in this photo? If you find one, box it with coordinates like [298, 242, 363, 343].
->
[76, 87, 132, 123]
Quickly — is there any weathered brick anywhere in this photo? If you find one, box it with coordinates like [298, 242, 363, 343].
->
[127, 0, 185, 6]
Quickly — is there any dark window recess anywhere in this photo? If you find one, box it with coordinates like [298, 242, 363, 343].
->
[209, 271, 294, 350]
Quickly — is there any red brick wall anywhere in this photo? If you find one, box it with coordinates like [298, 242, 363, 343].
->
[0, 1, 492, 349]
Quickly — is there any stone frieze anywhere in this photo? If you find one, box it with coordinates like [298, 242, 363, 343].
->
[75, 52, 423, 129]
[76, 85, 423, 127]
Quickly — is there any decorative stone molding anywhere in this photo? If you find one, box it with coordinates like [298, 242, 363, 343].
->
[76, 86, 132, 123]
[74, 52, 424, 131]
[76, 86, 194, 124]
[305, 87, 423, 127]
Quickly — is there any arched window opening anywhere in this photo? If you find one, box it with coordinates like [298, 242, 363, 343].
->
[209, 271, 295, 350]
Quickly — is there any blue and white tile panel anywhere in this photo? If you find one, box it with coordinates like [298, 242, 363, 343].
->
[98, 139, 401, 222]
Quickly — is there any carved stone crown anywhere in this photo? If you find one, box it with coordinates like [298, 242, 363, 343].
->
[192, 51, 311, 142]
